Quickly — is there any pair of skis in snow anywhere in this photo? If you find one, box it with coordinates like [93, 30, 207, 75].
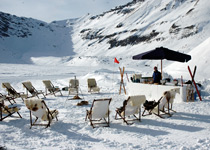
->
[188, 66, 202, 101]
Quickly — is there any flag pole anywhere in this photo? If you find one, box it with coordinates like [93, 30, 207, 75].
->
[113, 59, 115, 96]
[113, 57, 120, 95]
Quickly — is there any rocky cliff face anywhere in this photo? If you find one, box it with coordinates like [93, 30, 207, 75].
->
[0, 12, 74, 63]
[0, 12, 47, 38]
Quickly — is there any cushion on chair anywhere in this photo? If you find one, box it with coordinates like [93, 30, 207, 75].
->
[24, 99, 58, 121]
[130, 95, 146, 107]
[1, 106, 19, 114]
[92, 100, 109, 119]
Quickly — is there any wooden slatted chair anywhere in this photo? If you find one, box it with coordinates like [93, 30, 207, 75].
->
[2, 82, 27, 101]
[24, 99, 58, 128]
[142, 96, 171, 118]
[69, 79, 79, 95]
[85, 98, 112, 128]
[22, 81, 46, 99]
[0, 98, 22, 121]
[115, 95, 146, 125]
[142, 88, 180, 118]
[87, 78, 100, 93]
[0, 93, 16, 105]
[164, 88, 180, 113]
[42, 80, 62, 97]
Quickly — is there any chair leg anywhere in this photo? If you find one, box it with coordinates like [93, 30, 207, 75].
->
[102, 118, 110, 127]
[36, 94, 40, 99]
[50, 110, 58, 121]
[115, 110, 130, 125]
[9, 101, 13, 105]
[42, 92, 46, 98]
[107, 116, 110, 127]
[46, 120, 51, 128]
[89, 118, 95, 128]
[115, 111, 118, 119]
[45, 88, 48, 96]
[170, 103, 176, 113]
[142, 109, 152, 116]
[20, 96, 24, 102]
[59, 90, 63, 96]
[53, 92, 56, 97]
[115, 110, 122, 120]
[142, 109, 146, 116]
[139, 107, 141, 121]
[17, 111, 22, 118]
[153, 103, 172, 118]
[85, 110, 89, 121]
[30, 111, 34, 129]
[123, 118, 131, 125]
[12, 99, 16, 103]
[0, 107, 2, 121]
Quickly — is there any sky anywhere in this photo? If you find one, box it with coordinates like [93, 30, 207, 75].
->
[0, 0, 131, 23]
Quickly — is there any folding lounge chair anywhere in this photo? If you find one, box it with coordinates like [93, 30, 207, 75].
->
[24, 99, 58, 128]
[0, 98, 22, 121]
[85, 98, 112, 128]
[115, 95, 146, 125]
[42, 80, 62, 97]
[0, 93, 16, 105]
[22, 81, 46, 99]
[142, 88, 180, 118]
[87, 78, 100, 93]
[2, 82, 27, 101]
[142, 96, 172, 118]
[164, 88, 180, 113]
[69, 79, 79, 95]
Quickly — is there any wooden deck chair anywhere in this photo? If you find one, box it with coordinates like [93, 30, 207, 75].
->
[0, 93, 16, 105]
[22, 81, 46, 99]
[85, 98, 112, 128]
[142, 96, 172, 118]
[24, 99, 58, 128]
[87, 78, 100, 93]
[164, 88, 180, 113]
[115, 95, 146, 125]
[0, 99, 22, 121]
[2, 82, 27, 101]
[69, 79, 79, 95]
[42, 80, 62, 97]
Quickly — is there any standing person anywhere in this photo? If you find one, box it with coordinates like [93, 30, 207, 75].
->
[152, 66, 161, 84]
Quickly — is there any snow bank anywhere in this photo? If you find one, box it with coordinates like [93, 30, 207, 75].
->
[165, 37, 210, 81]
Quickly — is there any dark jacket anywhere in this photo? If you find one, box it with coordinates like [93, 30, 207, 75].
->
[153, 71, 161, 83]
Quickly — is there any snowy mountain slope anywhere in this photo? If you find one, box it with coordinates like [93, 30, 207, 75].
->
[0, 12, 75, 63]
[72, 0, 210, 58]
[165, 37, 210, 81]
[0, 0, 210, 79]
[1, 1, 210, 149]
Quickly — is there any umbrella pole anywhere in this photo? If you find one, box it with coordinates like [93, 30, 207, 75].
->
[161, 59, 163, 80]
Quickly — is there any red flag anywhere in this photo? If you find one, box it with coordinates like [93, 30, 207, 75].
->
[114, 57, 119, 64]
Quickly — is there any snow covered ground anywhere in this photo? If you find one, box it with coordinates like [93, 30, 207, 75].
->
[0, 57, 210, 150]
[1, 0, 210, 149]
